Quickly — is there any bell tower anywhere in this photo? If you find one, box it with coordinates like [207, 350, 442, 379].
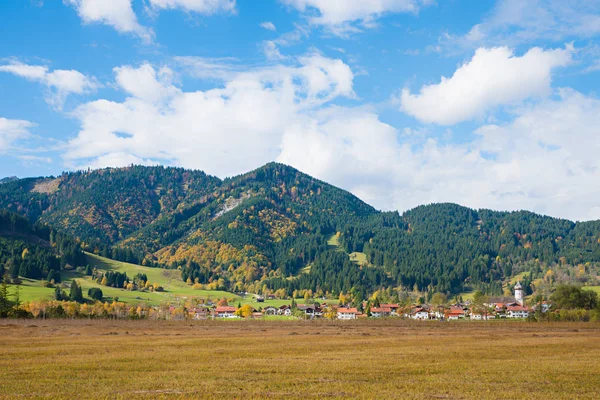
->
[514, 282, 524, 306]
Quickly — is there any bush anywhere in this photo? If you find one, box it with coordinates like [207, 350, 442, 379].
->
[87, 287, 103, 301]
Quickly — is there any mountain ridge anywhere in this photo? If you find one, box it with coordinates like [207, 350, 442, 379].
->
[1, 162, 600, 297]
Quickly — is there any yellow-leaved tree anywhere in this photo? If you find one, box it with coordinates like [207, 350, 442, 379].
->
[235, 304, 254, 318]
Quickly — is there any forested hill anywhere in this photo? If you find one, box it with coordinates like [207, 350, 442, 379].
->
[1, 163, 600, 297]
[0, 210, 86, 283]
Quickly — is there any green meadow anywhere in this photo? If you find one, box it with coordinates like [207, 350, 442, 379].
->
[6, 253, 337, 308]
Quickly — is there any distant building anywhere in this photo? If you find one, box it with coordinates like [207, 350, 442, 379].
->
[188, 307, 210, 320]
[214, 306, 237, 318]
[337, 307, 359, 320]
[262, 306, 278, 316]
[370, 307, 392, 318]
[446, 307, 466, 320]
[514, 282, 524, 306]
[380, 304, 400, 315]
[506, 305, 530, 319]
[278, 305, 292, 316]
[411, 307, 430, 320]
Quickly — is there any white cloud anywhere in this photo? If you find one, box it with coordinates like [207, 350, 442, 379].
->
[262, 41, 286, 60]
[64, 0, 153, 42]
[0, 61, 99, 109]
[260, 21, 277, 31]
[64, 54, 354, 176]
[400, 46, 572, 125]
[148, 0, 236, 14]
[282, 0, 430, 35]
[0, 118, 35, 153]
[114, 64, 180, 102]
[447, 0, 600, 49]
[278, 89, 600, 222]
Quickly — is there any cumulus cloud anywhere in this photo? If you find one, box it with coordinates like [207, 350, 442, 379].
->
[278, 89, 600, 221]
[260, 21, 277, 31]
[0, 118, 35, 152]
[400, 46, 572, 125]
[64, 54, 354, 176]
[282, 0, 430, 35]
[64, 0, 152, 42]
[0, 61, 99, 109]
[148, 0, 236, 14]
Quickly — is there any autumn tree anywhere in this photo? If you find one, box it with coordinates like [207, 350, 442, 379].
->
[235, 304, 254, 318]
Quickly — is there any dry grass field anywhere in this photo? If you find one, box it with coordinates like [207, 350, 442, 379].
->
[1, 320, 599, 399]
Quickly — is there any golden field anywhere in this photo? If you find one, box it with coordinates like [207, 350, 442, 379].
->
[0, 320, 599, 399]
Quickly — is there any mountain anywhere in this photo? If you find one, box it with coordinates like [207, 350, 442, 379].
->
[1, 163, 600, 298]
[0, 177, 18, 185]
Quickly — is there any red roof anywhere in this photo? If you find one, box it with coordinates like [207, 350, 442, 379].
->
[371, 307, 392, 313]
[215, 306, 237, 313]
[380, 303, 399, 308]
[446, 307, 465, 316]
[507, 305, 529, 312]
[338, 308, 358, 314]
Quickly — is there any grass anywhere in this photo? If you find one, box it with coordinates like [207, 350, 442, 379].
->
[0, 320, 599, 399]
[5, 253, 338, 308]
[583, 285, 600, 294]
[349, 251, 368, 266]
[5, 279, 56, 303]
[328, 234, 371, 267]
[457, 289, 475, 301]
[327, 233, 340, 247]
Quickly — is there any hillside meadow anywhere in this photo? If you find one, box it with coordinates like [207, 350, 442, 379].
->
[1, 320, 599, 399]
[6, 253, 339, 309]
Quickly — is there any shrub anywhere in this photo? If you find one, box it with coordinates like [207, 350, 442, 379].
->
[87, 287, 103, 301]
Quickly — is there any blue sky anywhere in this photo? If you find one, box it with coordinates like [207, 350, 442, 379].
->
[1, 0, 600, 221]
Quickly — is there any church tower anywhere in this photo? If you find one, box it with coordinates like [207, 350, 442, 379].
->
[514, 282, 524, 306]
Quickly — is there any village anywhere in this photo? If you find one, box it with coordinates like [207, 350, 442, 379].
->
[184, 282, 542, 321]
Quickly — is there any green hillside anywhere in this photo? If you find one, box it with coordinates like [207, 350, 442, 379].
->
[2, 163, 600, 301]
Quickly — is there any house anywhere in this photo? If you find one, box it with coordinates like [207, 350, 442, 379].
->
[251, 312, 263, 319]
[411, 307, 430, 320]
[262, 306, 278, 316]
[297, 304, 315, 314]
[380, 304, 400, 315]
[188, 306, 210, 320]
[485, 296, 517, 308]
[337, 307, 359, 320]
[446, 307, 466, 320]
[470, 309, 494, 320]
[506, 305, 530, 319]
[256, 296, 265, 303]
[214, 306, 237, 318]
[278, 305, 292, 316]
[370, 307, 392, 318]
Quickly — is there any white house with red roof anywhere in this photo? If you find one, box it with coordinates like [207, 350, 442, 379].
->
[446, 307, 466, 320]
[214, 306, 237, 318]
[337, 307, 359, 320]
[506, 305, 530, 319]
[370, 306, 392, 318]
[411, 307, 430, 320]
[380, 304, 399, 316]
